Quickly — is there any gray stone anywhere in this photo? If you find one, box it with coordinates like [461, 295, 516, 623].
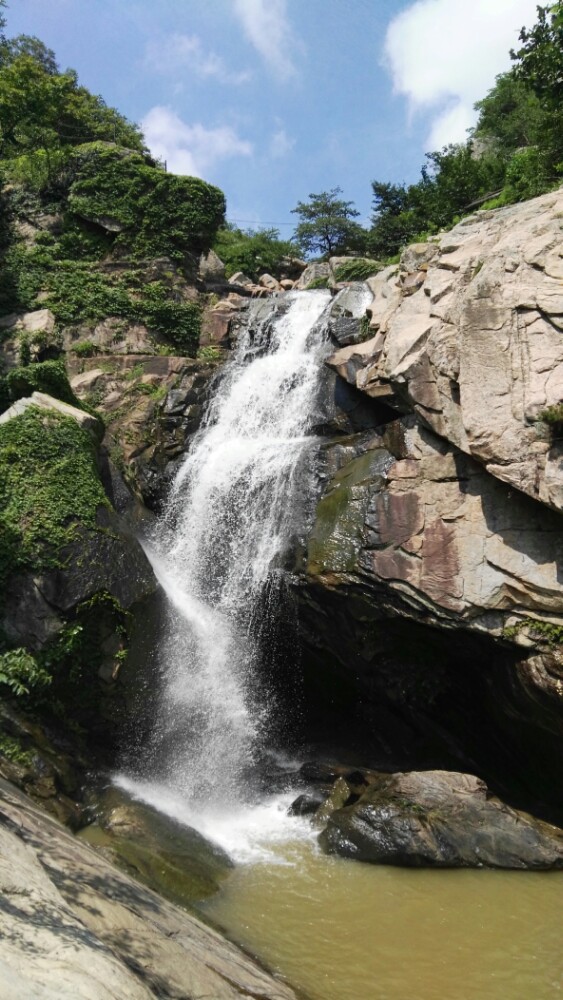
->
[228, 271, 253, 287]
[295, 261, 330, 290]
[198, 248, 226, 283]
[258, 273, 282, 292]
[319, 770, 563, 869]
[0, 778, 298, 999]
[335, 189, 563, 514]
[0, 392, 99, 434]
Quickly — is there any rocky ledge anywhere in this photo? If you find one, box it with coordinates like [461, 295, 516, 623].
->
[316, 769, 563, 869]
[0, 778, 298, 1000]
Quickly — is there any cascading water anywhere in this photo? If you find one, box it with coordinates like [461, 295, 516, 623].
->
[117, 290, 331, 859]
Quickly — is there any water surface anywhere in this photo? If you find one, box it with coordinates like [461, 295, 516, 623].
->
[204, 840, 563, 1000]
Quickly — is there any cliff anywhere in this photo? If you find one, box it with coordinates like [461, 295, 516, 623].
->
[296, 188, 563, 818]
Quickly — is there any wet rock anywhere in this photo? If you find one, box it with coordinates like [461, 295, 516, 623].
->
[314, 777, 353, 825]
[288, 790, 327, 816]
[81, 786, 233, 906]
[0, 777, 298, 999]
[328, 316, 364, 347]
[319, 770, 563, 869]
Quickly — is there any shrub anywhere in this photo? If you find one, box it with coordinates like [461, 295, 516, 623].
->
[0, 647, 51, 697]
[334, 258, 382, 281]
[68, 144, 226, 261]
[6, 359, 79, 407]
[72, 339, 98, 357]
[538, 403, 563, 425]
[0, 408, 109, 591]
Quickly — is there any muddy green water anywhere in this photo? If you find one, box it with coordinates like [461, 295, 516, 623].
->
[203, 841, 563, 1000]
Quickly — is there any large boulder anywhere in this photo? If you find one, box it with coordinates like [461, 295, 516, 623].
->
[0, 777, 298, 999]
[319, 770, 563, 869]
[330, 190, 563, 514]
[295, 261, 330, 290]
[80, 785, 233, 906]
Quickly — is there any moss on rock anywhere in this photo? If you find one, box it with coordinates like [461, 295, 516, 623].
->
[0, 408, 109, 592]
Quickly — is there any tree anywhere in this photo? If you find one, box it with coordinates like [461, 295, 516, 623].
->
[0, 34, 58, 73]
[510, 2, 563, 176]
[0, 53, 145, 162]
[473, 72, 544, 152]
[511, 2, 563, 103]
[291, 187, 367, 258]
[213, 225, 295, 280]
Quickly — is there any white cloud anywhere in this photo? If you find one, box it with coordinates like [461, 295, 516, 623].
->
[145, 33, 251, 85]
[142, 106, 253, 177]
[269, 127, 295, 159]
[384, 0, 539, 148]
[233, 0, 299, 81]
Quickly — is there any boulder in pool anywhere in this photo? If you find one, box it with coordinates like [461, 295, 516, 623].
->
[318, 770, 563, 869]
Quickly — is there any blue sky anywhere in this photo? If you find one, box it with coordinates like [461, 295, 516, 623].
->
[7, 0, 539, 232]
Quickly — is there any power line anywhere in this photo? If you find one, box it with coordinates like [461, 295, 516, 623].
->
[227, 218, 295, 227]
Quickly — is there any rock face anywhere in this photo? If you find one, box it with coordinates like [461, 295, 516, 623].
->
[318, 770, 563, 869]
[68, 354, 222, 509]
[331, 190, 563, 513]
[295, 190, 563, 818]
[0, 778, 298, 1000]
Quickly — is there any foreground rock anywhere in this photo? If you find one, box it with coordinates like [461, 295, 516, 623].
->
[0, 778, 298, 1000]
[80, 786, 233, 906]
[319, 770, 563, 869]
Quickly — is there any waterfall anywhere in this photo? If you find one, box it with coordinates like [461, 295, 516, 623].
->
[117, 290, 331, 859]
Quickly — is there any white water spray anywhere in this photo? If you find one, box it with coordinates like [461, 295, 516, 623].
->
[118, 291, 331, 859]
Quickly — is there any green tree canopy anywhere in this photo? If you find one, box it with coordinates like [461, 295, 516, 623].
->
[0, 50, 145, 162]
[213, 225, 295, 279]
[511, 2, 563, 103]
[291, 187, 367, 258]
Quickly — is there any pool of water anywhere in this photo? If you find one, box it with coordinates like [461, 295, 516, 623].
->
[203, 839, 563, 1000]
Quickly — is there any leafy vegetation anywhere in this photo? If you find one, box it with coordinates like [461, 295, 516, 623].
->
[0, 408, 109, 592]
[0, 27, 225, 361]
[538, 403, 563, 426]
[0, 648, 51, 697]
[291, 188, 367, 258]
[0, 32, 145, 166]
[334, 258, 382, 281]
[503, 618, 563, 646]
[67, 144, 225, 261]
[306, 276, 330, 289]
[213, 224, 295, 280]
[366, 3, 563, 259]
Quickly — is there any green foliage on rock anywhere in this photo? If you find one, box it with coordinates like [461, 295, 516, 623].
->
[334, 258, 382, 281]
[67, 144, 225, 261]
[0, 408, 109, 591]
[5, 359, 79, 407]
[538, 403, 563, 426]
[213, 224, 295, 279]
[137, 281, 201, 354]
[0, 647, 51, 697]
